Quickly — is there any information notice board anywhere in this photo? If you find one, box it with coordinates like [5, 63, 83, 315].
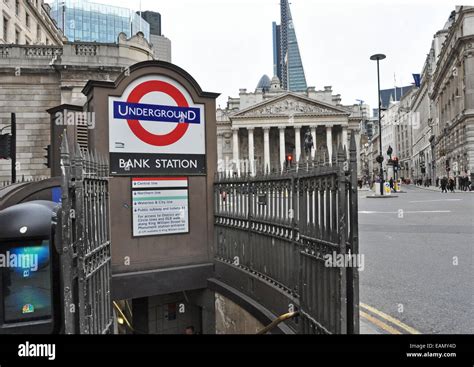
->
[132, 177, 189, 237]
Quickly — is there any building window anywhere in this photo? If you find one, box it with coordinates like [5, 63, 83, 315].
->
[25, 12, 30, 28]
[3, 17, 8, 42]
[15, 0, 20, 16]
[36, 24, 41, 42]
[15, 29, 19, 43]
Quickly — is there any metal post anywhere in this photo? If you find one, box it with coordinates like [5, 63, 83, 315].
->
[370, 54, 386, 196]
[377, 60, 384, 195]
[11, 113, 16, 184]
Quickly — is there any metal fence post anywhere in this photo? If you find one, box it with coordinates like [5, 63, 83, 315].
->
[337, 143, 348, 334]
[348, 132, 360, 334]
[60, 136, 76, 334]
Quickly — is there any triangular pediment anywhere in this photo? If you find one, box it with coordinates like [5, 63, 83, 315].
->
[232, 92, 350, 119]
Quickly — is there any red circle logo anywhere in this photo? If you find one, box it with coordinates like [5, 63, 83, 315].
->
[126, 80, 190, 147]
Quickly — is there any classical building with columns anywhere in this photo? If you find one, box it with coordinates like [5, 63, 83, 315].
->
[216, 76, 362, 175]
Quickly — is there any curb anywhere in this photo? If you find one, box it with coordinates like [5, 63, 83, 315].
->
[365, 195, 398, 199]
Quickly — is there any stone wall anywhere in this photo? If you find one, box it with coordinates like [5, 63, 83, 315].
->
[215, 293, 264, 334]
[0, 36, 154, 182]
[0, 73, 60, 182]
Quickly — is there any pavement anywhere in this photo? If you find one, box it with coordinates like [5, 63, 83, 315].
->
[357, 185, 474, 334]
[407, 184, 474, 193]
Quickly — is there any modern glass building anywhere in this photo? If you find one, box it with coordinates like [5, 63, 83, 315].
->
[49, 0, 150, 43]
[273, 0, 307, 92]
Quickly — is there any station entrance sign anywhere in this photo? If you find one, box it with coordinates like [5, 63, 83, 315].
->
[109, 75, 206, 176]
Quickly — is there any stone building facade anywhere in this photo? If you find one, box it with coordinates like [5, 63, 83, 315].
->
[0, 0, 65, 45]
[0, 33, 154, 182]
[380, 87, 415, 180]
[411, 45, 438, 183]
[397, 89, 416, 179]
[216, 76, 362, 175]
[430, 6, 474, 182]
[150, 34, 171, 63]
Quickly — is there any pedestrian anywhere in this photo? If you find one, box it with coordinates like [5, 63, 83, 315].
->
[389, 178, 394, 192]
[441, 177, 448, 193]
[436, 177, 440, 187]
[448, 177, 455, 193]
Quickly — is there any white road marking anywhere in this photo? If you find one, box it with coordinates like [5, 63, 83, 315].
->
[409, 199, 462, 203]
[359, 210, 452, 214]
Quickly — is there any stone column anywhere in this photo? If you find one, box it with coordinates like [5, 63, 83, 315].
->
[295, 127, 301, 163]
[326, 125, 333, 163]
[217, 133, 224, 170]
[263, 127, 271, 173]
[248, 127, 255, 176]
[232, 128, 240, 175]
[311, 126, 317, 158]
[279, 127, 286, 171]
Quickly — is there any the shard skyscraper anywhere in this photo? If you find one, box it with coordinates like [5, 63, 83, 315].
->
[272, 0, 308, 92]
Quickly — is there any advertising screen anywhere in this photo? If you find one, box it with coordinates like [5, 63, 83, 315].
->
[1, 240, 52, 324]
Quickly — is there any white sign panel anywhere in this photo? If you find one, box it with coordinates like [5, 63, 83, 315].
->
[109, 75, 206, 175]
[132, 189, 189, 237]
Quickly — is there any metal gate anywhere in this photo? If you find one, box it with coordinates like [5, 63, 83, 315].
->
[214, 133, 359, 334]
[58, 137, 113, 334]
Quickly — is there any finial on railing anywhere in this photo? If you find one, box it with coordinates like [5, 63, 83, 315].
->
[337, 143, 345, 164]
[349, 130, 357, 163]
[332, 144, 337, 165]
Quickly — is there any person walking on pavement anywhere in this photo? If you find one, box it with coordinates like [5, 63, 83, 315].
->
[389, 177, 394, 192]
[448, 177, 455, 193]
[441, 177, 448, 193]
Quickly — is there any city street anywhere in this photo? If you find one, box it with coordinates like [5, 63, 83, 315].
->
[359, 186, 474, 334]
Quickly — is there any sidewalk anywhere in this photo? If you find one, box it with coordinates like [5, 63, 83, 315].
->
[409, 184, 474, 193]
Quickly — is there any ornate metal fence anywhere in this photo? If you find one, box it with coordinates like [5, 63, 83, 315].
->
[214, 133, 359, 334]
[58, 137, 113, 334]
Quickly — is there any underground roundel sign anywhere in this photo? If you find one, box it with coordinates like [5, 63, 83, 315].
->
[109, 75, 206, 175]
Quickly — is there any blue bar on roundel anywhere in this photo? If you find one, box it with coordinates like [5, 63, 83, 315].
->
[113, 101, 201, 124]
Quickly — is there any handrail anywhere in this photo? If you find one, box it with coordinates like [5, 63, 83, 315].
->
[257, 312, 300, 335]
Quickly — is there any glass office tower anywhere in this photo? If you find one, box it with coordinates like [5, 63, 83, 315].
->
[50, 0, 150, 43]
[273, 0, 307, 92]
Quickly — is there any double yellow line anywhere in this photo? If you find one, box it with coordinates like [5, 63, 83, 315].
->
[360, 303, 421, 335]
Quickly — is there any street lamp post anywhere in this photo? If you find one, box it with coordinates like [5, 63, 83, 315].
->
[370, 53, 386, 196]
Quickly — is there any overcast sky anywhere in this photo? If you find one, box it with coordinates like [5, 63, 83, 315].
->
[82, 0, 463, 112]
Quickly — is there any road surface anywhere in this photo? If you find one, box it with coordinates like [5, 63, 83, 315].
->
[358, 185, 474, 334]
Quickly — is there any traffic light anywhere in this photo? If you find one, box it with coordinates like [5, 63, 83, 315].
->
[421, 161, 426, 174]
[286, 154, 293, 168]
[44, 145, 52, 168]
[0, 134, 12, 159]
